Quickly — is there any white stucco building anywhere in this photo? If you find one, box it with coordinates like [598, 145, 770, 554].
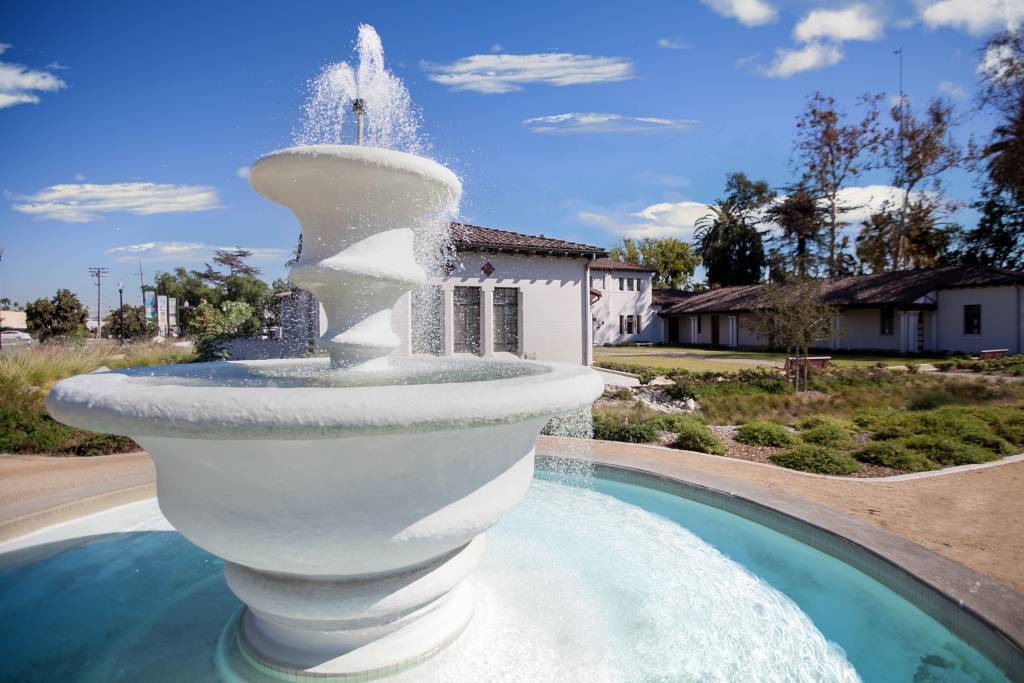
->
[660, 267, 1024, 355]
[392, 224, 605, 365]
[589, 258, 661, 345]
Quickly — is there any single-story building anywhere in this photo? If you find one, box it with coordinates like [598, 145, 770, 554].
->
[660, 267, 1024, 355]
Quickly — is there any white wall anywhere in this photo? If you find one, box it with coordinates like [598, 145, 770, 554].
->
[836, 308, 902, 352]
[935, 286, 1021, 354]
[393, 252, 592, 365]
[591, 270, 660, 345]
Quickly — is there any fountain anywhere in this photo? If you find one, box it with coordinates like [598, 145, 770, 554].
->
[45, 26, 602, 680]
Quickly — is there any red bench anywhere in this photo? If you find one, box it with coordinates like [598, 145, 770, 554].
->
[977, 349, 1009, 360]
[785, 356, 831, 370]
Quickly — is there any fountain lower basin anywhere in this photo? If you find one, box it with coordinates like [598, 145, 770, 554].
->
[46, 356, 602, 675]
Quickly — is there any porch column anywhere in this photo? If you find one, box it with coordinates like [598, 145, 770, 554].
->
[727, 315, 738, 347]
[689, 316, 698, 343]
[830, 316, 841, 351]
[906, 310, 919, 353]
[442, 287, 455, 356]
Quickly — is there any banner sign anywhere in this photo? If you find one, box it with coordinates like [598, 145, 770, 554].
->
[144, 291, 157, 321]
[157, 295, 169, 336]
[167, 297, 178, 333]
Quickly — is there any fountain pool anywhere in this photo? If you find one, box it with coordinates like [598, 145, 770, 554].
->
[0, 466, 1008, 682]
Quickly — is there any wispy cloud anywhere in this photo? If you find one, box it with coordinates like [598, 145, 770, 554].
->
[700, 0, 777, 27]
[921, 0, 1024, 36]
[523, 112, 697, 134]
[579, 201, 714, 240]
[762, 42, 843, 78]
[235, 166, 251, 179]
[0, 43, 67, 109]
[107, 242, 288, 264]
[10, 182, 221, 223]
[490, 43, 505, 53]
[422, 52, 634, 94]
[657, 38, 690, 50]
[793, 5, 884, 42]
[937, 80, 967, 99]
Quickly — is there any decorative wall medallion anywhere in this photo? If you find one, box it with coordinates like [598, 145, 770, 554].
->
[481, 262, 495, 277]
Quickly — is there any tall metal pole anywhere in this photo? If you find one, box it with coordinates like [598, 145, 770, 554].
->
[894, 47, 907, 268]
[88, 267, 109, 339]
[117, 281, 125, 347]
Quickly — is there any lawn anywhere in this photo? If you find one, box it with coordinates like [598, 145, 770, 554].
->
[595, 345, 950, 372]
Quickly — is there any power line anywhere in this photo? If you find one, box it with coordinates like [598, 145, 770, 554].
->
[88, 267, 109, 339]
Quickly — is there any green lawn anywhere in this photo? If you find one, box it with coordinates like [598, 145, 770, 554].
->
[595, 345, 948, 371]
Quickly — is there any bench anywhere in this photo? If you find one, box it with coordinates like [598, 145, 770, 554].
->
[977, 349, 1008, 360]
[785, 356, 832, 370]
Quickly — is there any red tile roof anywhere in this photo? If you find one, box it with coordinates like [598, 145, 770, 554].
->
[590, 257, 652, 272]
[664, 266, 1024, 315]
[450, 223, 604, 256]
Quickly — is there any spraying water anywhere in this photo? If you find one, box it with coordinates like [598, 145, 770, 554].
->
[295, 24, 426, 156]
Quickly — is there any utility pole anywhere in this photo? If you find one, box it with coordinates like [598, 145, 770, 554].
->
[138, 260, 145, 307]
[88, 267, 109, 339]
[894, 47, 907, 268]
[117, 280, 125, 347]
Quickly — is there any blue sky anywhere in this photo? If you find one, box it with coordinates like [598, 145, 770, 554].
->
[1, 0, 1018, 312]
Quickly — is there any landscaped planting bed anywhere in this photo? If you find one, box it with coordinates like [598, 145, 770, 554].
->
[590, 366, 1024, 477]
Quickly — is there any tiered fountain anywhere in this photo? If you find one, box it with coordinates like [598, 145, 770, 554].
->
[46, 27, 602, 680]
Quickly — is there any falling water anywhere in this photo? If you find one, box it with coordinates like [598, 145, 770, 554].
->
[294, 24, 426, 156]
[292, 24, 456, 348]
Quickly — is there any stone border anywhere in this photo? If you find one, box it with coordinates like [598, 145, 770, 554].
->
[535, 443, 1024, 681]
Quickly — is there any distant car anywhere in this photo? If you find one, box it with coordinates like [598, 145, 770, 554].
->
[1, 330, 32, 341]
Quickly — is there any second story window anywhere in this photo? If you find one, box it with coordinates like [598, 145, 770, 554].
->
[618, 278, 624, 291]
[627, 278, 635, 291]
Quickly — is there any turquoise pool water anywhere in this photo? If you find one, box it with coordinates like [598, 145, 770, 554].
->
[0, 468, 1008, 682]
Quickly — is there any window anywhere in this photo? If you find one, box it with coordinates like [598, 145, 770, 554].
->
[618, 278, 624, 291]
[493, 288, 519, 353]
[696, 316, 702, 334]
[453, 287, 481, 354]
[592, 276, 603, 289]
[964, 305, 981, 335]
[880, 306, 895, 336]
[627, 278, 635, 291]
[626, 315, 636, 334]
[619, 315, 640, 336]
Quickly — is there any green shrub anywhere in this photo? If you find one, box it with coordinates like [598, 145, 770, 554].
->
[771, 445, 861, 475]
[906, 388, 959, 411]
[901, 435, 1000, 466]
[799, 423, 856, 450]
[735, 421, 795, 447]
[666, 420, 725, 455]
[603, 386, 633, 401]
[592, 412, 658, 443]
[853, 441, 937, 472]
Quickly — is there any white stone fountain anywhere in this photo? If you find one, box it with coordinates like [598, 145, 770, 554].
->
[46, 141, 603, 679]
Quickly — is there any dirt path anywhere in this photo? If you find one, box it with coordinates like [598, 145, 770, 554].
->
[539, 436, 1024, 593]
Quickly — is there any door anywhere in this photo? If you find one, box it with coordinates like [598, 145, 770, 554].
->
[453, 286, 481, 354]
[711, 315, 720, 346]
[668, 316, 679, 344]
[493, 287, 520, 354]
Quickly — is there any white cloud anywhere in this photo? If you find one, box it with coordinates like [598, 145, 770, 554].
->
[657, 38, 690, 49]
[978, 42, 1018, 82]
[107, 242, 288, 264]
[0, 44, 67, 109]
[523, 112, 698, 134]
[763, 42, 843, 77]
[10, 182, 221, 223]
[422, 53, 634, 93]
[579, 201, 715, 240]
[833, 185, 935, 224]
[793, 5, 884, 42]
[235, 165, 251, 179]
[73, 173, 85, 181]
[700, 0, 778, 26]
[937, 80, 967, 98]
[490, 43, 505, 53]
[921, 0, 1024, 35]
